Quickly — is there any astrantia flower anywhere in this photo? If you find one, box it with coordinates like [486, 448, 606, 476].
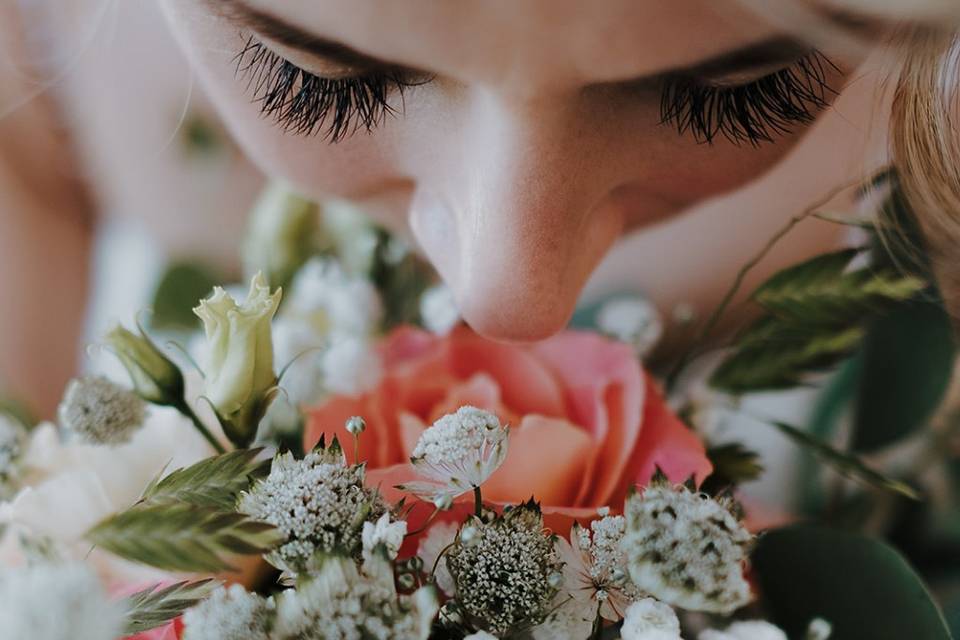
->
[446, 502, 562, 637]
[399, 406, 508, 504]
[699, 620, 788, 640]
[0, 414, 27, 498]
[596, 295, 664, 358]
[182, 584, 274, 640]
[621, 480, 753, 615]
[555, 511, 643, 622]
[58, 376, 146, 445]
[238, 443, 385, 573]
[0, 562, 123, 640]
[619, 598, 682, 640]
[273, 555, 438, 640]
[362, 512, 407, 563]
[416, 521, 459, 595]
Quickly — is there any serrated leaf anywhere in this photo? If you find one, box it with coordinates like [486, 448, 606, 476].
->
[767, 420, 919, 500]
[711, 324, 864, 393]
[123, 579, 219, 634]
[87, 503, 284, 573]
[140, 448, 269, 510]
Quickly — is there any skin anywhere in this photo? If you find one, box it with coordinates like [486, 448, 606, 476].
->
[159, 0, 869, 341]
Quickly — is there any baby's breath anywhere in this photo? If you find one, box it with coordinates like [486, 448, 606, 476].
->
[182, 584, 273, 640]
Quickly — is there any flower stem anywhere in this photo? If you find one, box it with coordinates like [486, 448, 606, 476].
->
[473, 486, 483, 518]
[175, 400, 227, 454]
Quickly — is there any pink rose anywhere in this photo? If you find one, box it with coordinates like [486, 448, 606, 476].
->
[306, 326, 711, 526]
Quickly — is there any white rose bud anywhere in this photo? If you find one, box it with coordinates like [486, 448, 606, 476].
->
[194, 272, 282, 447]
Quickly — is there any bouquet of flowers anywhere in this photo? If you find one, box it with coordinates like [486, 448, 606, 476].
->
[0, 175, 955, 640]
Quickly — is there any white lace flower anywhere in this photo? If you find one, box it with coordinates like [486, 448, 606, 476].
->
[446, 503, 562, 637]
[362, 512, 407, 562]
[619, 598, 682, 640]
[182, 584, 274, 640]
[0, 414, 27, 499]
[58, 376, 145, 445]
[596, 295, 664, 358]
[238, 446, 385, 573]
[321, 333, 384, 396]
[416, 521, 459, 595]
[273, 555, 438, 640]
[699, 620, 788, 640]
[420, 283, 461, 335]
[399, 407, 508, 503]
[556, 513, 643, 622]
[621, 480, 753, 615]
[0, 562, 123, 640]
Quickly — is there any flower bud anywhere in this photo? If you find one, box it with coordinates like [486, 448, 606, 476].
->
[194, 272, 282, 447]
[345, 416, 366, 436]
[243, 182, 319, 292]
[104, 325, 185, 406]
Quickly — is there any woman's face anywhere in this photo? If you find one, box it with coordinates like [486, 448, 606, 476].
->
[160, 0, 856, 341]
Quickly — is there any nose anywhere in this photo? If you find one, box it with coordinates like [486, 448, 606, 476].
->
[408, 92, 629, 342]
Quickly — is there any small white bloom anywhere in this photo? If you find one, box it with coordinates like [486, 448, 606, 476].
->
[619, 598, 682, 640]
[0, 414, 27, 498]
[346, 416, 367, 435]
[699, 620, 788, 640]
[362, 513, 407, 562]
[321, 198, 381, 275]
[58, 376, 145, 445]
[400, 406, 508, 503]
[321, 333, 383, 396]
[416, 521, 459, 595]
[420, 284, 461, 335]
[0, 562, 123, 640]
[596, 295, 664, 357]
[182, 584, 274, 640]
[464, 632, 500, 640]
[806, 618, 833, 640]
[194, 272, 281, 443]
[622, 481, 753, 615]
[288, 257, 382, 336]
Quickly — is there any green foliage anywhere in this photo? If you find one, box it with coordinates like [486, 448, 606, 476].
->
[700, 443, 764, 495]
[852, 298, 956, 453]
[753, 525, 953, 640]
[369, 228, 436, 329]
[149, 262, 220, 331]
[123, 579, 219, 635]
[768, 420, 919, 500]
[140, 448, 269, 511]
[87, 502, 284, 573]
[710, 248, 926, 394]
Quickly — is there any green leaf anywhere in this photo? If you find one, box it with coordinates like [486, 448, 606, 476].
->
[150, 262, 220, 331]
[86, 503, 284, 573]
[700, 443, 764, 495]
[140, 448, 269, 510]
[123, 579, 219, 635]
[768, 420, 919, 500]
[753, 525, 953, 640]
[853, 298, 956, 453]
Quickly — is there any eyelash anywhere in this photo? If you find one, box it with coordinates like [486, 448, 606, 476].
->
[659, 51, 838, 145]
[235, 38, 836, 147]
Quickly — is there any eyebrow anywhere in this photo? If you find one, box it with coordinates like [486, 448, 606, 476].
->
[211, 0, 817, 81]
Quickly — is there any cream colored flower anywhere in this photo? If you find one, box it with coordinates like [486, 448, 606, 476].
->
[362, 513, 407, 563]
[619, 598, 682, 640]
[194, 272, 282, 445]
[105, 324, 185, 406]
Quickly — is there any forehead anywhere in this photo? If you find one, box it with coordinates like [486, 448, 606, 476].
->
[239, 0, 784, 86]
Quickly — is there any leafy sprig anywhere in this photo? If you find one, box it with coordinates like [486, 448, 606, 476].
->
[122, 579, 220, 634]
[140, 448, 269, 510]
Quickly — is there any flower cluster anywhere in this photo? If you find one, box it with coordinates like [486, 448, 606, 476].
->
[182, 584, 274, 640]
[238, 441, 385, 574]
[58, 376, 145, 445]
[0, 414, 27, 498]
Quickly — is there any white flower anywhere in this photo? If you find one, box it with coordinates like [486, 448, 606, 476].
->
[555, 513, 642, 622]
[420, 284, 461, 335]
[58, 376, 145, 445]
[446, 503, 562, 637]
[596, 295, 664, 357]
[621, 481, 753, 615]
[242, 181, 318, 290]
[619, 598, 682, 640]
[464, 632, 500, 640]
[237, 446, 385, 574]
[530, 594, 595, 640]
[362, 512, 407, 562]
[321, 198, 381, 275]
[272, 316, 326, 406]
[0, 562, 123, 640]
[182, 584, 274, 640]
[0, 415, 27, 499]
[288, 257, 382, 336]
[194, 272, 281, 443]
[399, 407, 509, 503]
[416, 521, 459, 595]
[273, 555, 437, 640]
[0, 410, 212, 583]
[806, 618, 833, 640]
[699, 621, 787, 640]
[321, 333, 384, 396]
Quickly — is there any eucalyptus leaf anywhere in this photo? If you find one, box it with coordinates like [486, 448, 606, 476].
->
[140, 448, 269, 510]
[123, 579, 219, 634]
[86, 503, 284, 573]
[753, 525, 952, 640]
